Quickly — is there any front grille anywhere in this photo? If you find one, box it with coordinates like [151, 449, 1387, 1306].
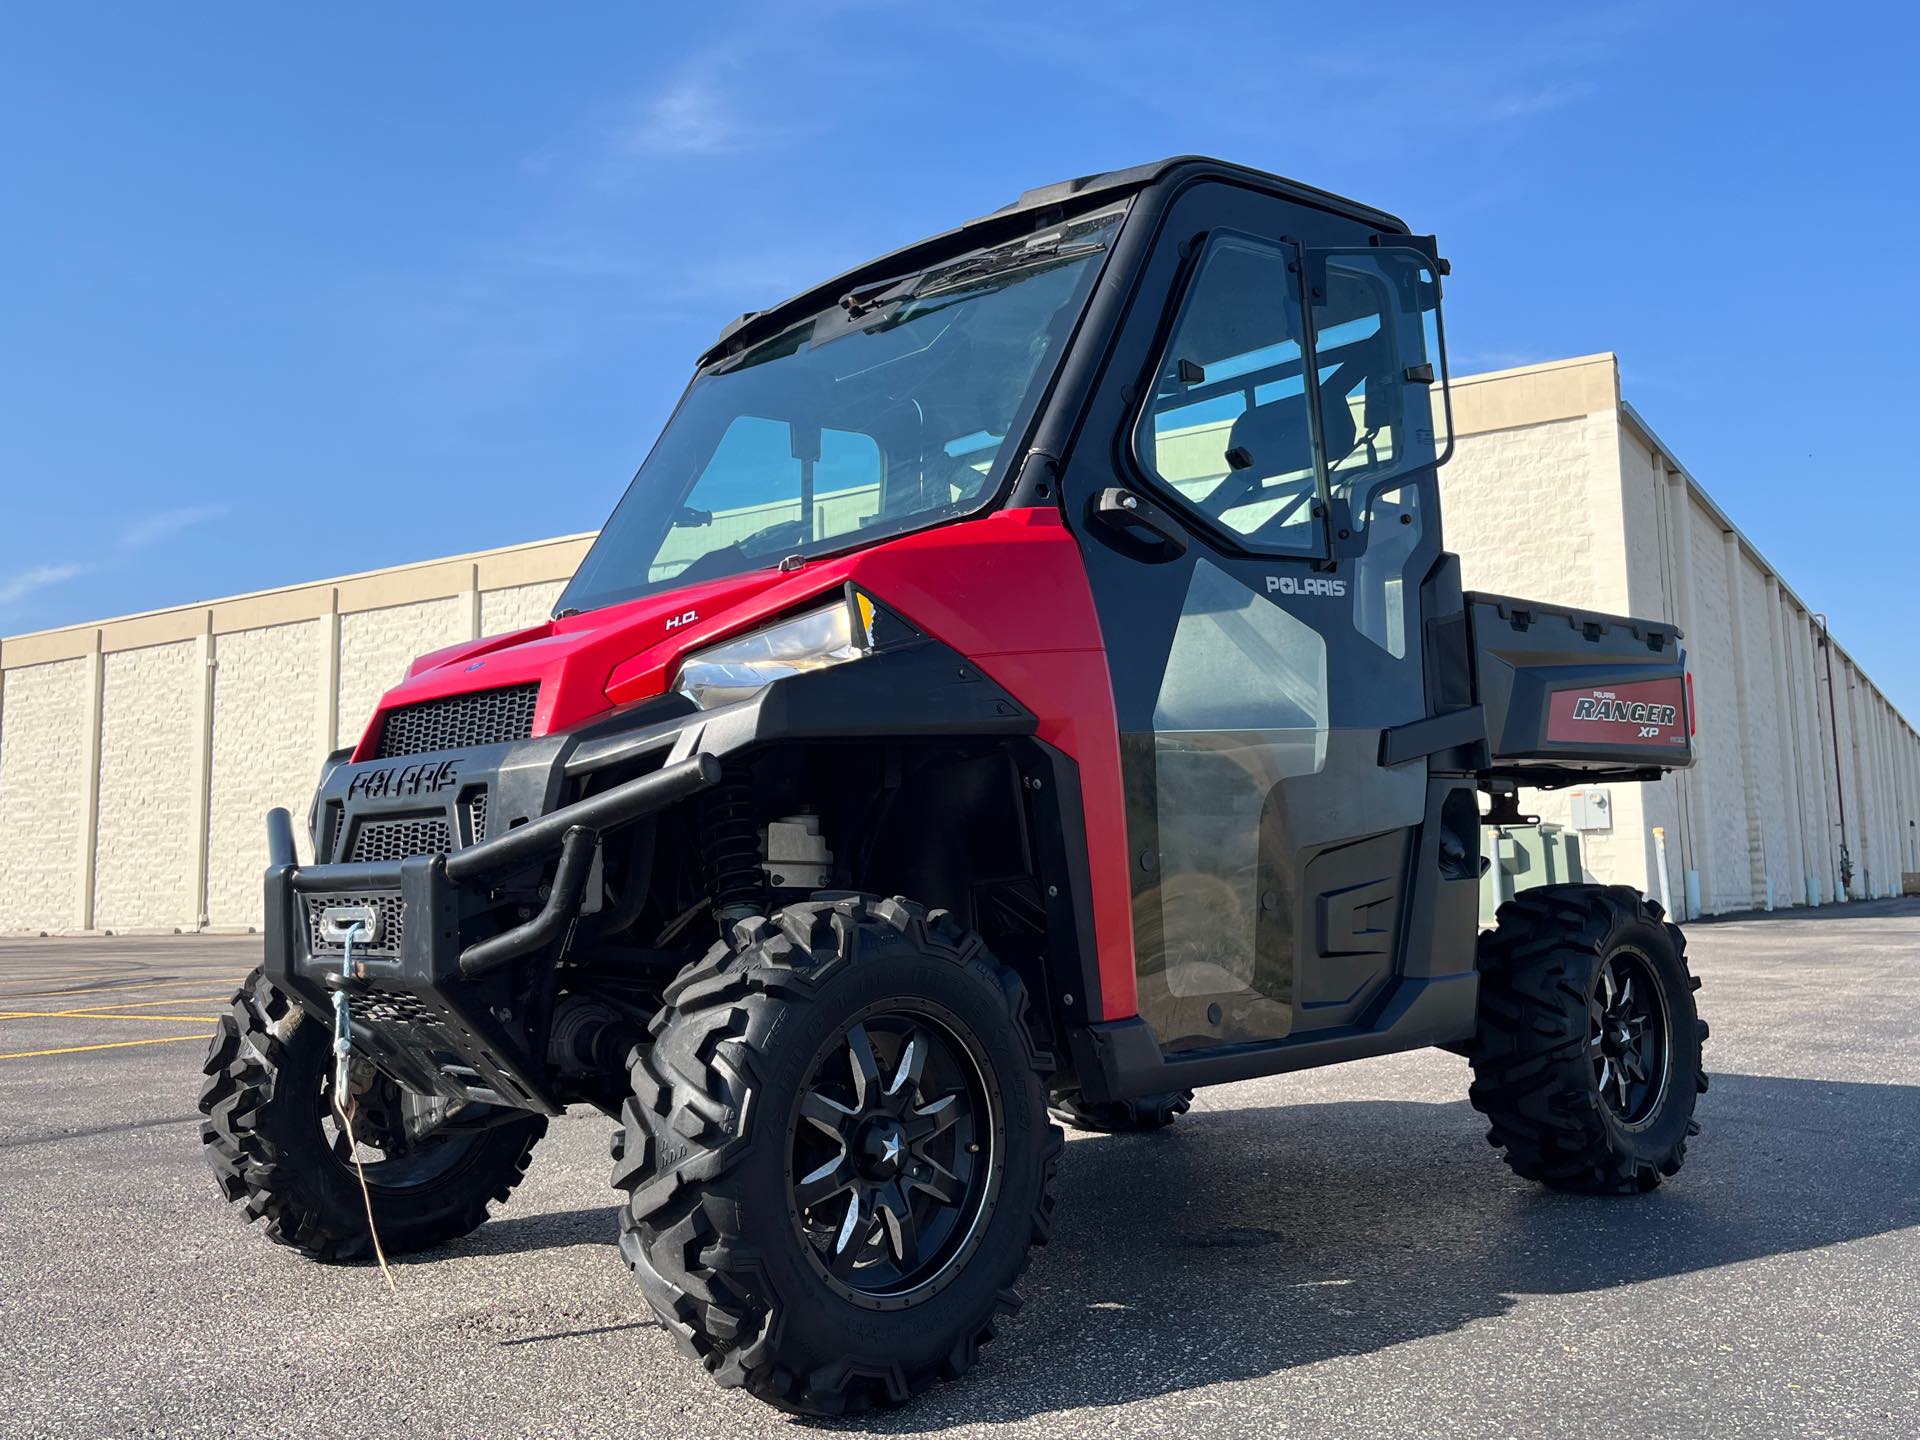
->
[347, 816, 453, 865]
[374, 684, 539, 759]
[466, 791, 489, 844]
[357, 988, 438, 1028]
[305, 893, 406, 956]
[317, 802, 344, 863]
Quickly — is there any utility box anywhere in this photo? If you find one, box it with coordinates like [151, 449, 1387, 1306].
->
[1569, 788, 1613, 832]
[1467, 593, 1692, 785]
[1479, 822, 1584, 925]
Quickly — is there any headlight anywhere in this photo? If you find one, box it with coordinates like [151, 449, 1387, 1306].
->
[674, 596, 876, 709]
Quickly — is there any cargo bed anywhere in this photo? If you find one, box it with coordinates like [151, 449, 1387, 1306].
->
[1466, 591, 1692, 788]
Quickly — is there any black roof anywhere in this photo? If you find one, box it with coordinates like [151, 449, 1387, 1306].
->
[701, 155, 1407, 364]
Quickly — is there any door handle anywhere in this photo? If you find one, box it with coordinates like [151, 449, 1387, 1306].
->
[1089, 487, 1188, 559]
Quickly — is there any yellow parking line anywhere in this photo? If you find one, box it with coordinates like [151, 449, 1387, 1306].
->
[0, 978, 245, 1002]
[0, 1034, 212, 1061]
[0, 1010, 223, 1023]
[70, 995, 237, 1012]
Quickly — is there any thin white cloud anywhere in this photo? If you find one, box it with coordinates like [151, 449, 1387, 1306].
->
[115, 504, 228, 552]
[916, 2, 1662, 157]
[614, 74, 759, 159]
[0, 562, 91, 607]
[0, 506, 227, 621]
[1468, 82, 1598, 126]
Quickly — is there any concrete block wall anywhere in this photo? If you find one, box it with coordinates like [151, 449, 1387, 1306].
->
[1442, 416, 1631, 611]
[0, 657, 91, 932]
[93, 641, 202, 932]
[0, 534, 591, 933]
[205, 622, 326, 928]
[481, 582, 568, 639]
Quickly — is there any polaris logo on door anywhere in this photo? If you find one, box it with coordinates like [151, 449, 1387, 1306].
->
[1266, 575, 1347, 597]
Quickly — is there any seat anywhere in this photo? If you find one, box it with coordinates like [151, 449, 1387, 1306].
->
[1225, 387, 1358, 484]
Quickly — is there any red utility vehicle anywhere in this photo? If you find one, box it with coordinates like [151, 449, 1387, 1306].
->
[201, 157, 1706, 1415]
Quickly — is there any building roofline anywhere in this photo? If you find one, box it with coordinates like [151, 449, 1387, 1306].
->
[1616, 398, 1910, 736]
[1450, 351, 1619, 387]
[1448, 352, 1619, 436]
[1, 532, 596, 668]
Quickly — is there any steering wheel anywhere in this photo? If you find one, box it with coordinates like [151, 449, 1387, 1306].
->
[735, 517, 812, 556]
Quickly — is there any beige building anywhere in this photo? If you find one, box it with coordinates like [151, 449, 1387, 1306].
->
[1444, 355, 1917, 915]
[1, 355, 1913, 933]
[0, 537, 587, 934]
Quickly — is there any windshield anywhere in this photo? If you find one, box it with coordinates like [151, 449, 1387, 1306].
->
[557, 203, 1127, 616]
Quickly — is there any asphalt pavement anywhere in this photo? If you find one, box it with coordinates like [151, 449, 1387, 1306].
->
[0, 905, 1915, 1439]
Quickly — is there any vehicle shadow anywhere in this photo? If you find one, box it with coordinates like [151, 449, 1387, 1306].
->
[827, 1071, 1919, 1432]
[428, 1204, 619, 1258]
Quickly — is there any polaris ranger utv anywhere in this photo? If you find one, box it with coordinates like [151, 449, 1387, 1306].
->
[200, 156, 1706, 1415]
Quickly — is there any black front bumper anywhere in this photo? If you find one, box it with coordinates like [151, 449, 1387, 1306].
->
[261, 752, 720, 1114]
[257, 638, 1037, 1114]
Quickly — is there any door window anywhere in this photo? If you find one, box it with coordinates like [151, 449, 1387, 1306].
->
[1133, 558, 1330, 1050]
[1307, 249, 1451, 504]
[1133, 233, 1324, 555]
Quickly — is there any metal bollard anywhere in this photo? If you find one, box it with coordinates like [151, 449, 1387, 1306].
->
[1652, 826, 1679, 921]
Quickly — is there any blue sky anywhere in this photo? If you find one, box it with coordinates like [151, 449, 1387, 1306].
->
[2, 3, 1916, 706]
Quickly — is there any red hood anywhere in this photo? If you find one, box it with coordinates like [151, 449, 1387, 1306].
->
[351, 508, 1099, 761]
[355, 566, 827, 758]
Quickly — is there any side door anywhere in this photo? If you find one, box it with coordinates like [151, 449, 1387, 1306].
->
[1060, 180, 1451, 1057]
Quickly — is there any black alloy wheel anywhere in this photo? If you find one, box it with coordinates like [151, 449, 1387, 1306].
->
[788, 1009, 994, 1304]
[1589, 947, 1671, 1127]
[200, 969, 546, 1260]
[1468, 884, 1708, 1194]
[323, 1064, 480, 1191]
[613, 895, 1060, 1415]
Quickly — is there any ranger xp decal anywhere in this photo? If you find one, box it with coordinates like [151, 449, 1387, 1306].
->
[1545, 679, 1689, 747]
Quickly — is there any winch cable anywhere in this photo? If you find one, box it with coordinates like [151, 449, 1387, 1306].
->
[332, 928, 397, 1294]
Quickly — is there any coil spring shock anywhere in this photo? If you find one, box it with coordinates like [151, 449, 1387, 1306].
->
[699, 768, 766, 932]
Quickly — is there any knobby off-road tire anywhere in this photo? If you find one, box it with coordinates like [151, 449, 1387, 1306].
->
[1469, 885, 1708, 1194]
[199, 969, 547, 1261]
[611, 895, 1060, 1415]
[1049, 1088, 1194, 1133]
